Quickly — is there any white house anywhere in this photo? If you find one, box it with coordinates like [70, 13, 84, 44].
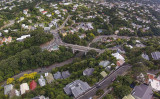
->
[20, 83, 29, 95]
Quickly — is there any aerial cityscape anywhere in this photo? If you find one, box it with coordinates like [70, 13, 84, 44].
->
[0, 0, 160, 99]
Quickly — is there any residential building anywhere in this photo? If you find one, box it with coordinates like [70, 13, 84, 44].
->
[137, 73, 145, 83]
[62, 71, 70, 79]
[112, 52, 125, 60]
[151, 51, 160, 60]
[122, 94, 135, 99]
[132, 84, 153, 99]
[20, 83, 29, 95]
[54, 71, 63, 80]
[9, 89, 20, 98]
[100, 71, 108, 78]
[117, 59, 125, 67]
[45, 73, 54, 84]
[4, 84, 13, 95]
[16, 34, 31, 41]
[142, 53, 149, 60]
[30, 80, 37, 90]
[99, 60, 110, 68]
[38, 75, 46, 87]
[32, 95, 49, 99]
[83, 68, 94, 76]
[64, 80, 91, 97]
[147, 73, 160, 91]
[44, 27, 50, 33]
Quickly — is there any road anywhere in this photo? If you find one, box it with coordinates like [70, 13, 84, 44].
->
[1, 52, 84, 87]
[0, 20, 15, 30]
[75, 64, 132, 99]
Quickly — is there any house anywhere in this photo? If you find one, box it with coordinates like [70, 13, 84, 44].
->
[137, 73, 145, 83]
[0, 36, 12, 45]
[100, 71, 108, 78]
[4, 30, 9, 33]
[62, 32, 67, 37]
[63, 80, 91, 97]
[4, 84, 13, 95]
[99, 61, 110, 68]
[39, 8, 44, 12]
[45, 73, 54, 84]
[97, 29, 103, 33]
[132, 84, 153, 99]
[62, 71, 70, 79]
[20, 83, 29, 95]
[49, 45, 59, 51]
[44, 27, 50, 33]
[83, 68, 94, 76]
[23, 9, 28, 15]
[32, 95, 49, 99]
[112, 52, 125, 61]
[42, 11, 48, 15]
[20, 17, 24, 21]
[54, 71, 63, 80]
[151, 51, 160, 60]
[142, 53, 149, 60]
[30, 80, 37, 90]
[122, 94, 135, 99]
[136, 44, 145, 48]
[9, 89, 20, 98]
[79, 34, 86, 39]
[46, 14, 52, 17]
[54, 10, 60, 15]
[49, 23, 53, 28]
[39, 23, 44, 27]
[38, 75, 46, 87]
[117, 59, 125, 67]
[0, 32, 2, 37]
[16, 34, 31, 41]
[147, 73, 160, 91]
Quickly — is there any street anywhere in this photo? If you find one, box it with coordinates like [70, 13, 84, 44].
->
[75, 64, 132, 99]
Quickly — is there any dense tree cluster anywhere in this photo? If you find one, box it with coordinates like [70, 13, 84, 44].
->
[0, 28, 53, 60]
[0, 46, 74, 82]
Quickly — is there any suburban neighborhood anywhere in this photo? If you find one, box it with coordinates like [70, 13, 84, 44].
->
[0, 0, 160, 99]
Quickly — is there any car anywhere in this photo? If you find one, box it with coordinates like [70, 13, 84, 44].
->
[112, 77, 116, 82]
[95, 83, 100, 88]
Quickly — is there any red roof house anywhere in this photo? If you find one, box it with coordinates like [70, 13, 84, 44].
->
[30, 80, 37, 90]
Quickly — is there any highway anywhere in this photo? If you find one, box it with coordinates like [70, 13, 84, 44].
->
[75, 64, 132, 99]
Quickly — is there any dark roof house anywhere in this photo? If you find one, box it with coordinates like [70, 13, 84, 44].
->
[63, 80, 91, 97]
[132, 84, 153, 99]
[62, 71, 70, 79]
[54, 71, 63, 80]
[83, 68, 94, 76]
[151, 51, 160, 60]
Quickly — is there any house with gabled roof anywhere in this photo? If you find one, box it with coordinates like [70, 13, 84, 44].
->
[54, 71, 63, 80]
[132, 84, 153, 99]
[83, 68, 94, 76]
[45, 73, 54, 84]
[63, 80, 91, 97]
[38, 75, 46, 87]
[4, 84, 13, 95]
[62, 71, 70, 79]
[20, 83, 29, 95]
[30, 80, 37, 90]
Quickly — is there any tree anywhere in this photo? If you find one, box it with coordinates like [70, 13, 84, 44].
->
[103, 94, 114, 99]
[7, 78, 14, 84]
[86, 50, 98, 58]
[114, 85, 131, 98]
[96, 89, 104, 96]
